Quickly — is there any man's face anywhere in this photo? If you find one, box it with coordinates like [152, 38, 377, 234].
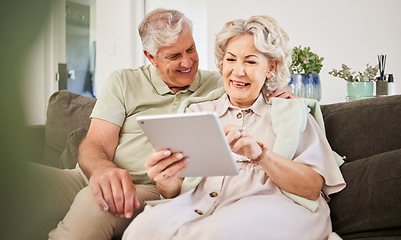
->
[145, 26, 199, 91]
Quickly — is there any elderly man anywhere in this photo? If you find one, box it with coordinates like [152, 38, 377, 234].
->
[45, 8, 292, 240]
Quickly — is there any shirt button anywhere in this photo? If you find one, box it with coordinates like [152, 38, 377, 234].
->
[194, 209, 203, 215]
[209, 192, 218, 198]
[236, 112, 242, 119]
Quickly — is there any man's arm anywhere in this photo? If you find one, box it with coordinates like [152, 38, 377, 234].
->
[79, 118, 140, 219]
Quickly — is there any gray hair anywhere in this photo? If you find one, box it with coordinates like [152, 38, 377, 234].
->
[138, 8, 193, 56]
[215, 15, 292, 92]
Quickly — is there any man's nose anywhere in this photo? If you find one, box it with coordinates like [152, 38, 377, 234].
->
[180, 53, 192, 68]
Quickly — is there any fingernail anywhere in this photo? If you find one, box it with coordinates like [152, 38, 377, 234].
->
[163, 150, 171, 156]
[126, 212, 132, 218]
[176, 153, 183, 159]
[184, 158, 189, 164]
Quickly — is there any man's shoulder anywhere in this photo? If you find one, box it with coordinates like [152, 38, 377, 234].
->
[111, 65, 152, 76]
[106, 65, 154, 87]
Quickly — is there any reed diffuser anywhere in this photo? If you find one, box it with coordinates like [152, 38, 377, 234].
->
[376, 54, 388, 96]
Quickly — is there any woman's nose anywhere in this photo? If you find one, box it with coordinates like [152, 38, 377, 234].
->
[232, 62, 245, 76]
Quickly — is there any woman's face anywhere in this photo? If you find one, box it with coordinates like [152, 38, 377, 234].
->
[222, 34, 275, 108]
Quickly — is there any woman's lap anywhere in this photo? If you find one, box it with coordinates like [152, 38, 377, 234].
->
[124, 192, 332, 240]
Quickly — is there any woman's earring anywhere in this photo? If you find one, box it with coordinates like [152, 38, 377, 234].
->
[268, 72, 276, 80]
[266, 72, 277, 91]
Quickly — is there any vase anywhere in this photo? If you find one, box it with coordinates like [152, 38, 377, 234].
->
[346, 82, 374, 101]
[288, 74, 321, 101]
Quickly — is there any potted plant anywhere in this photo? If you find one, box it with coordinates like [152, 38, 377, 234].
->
[328, 63, 379, 101]
[289, 45, 324, 101]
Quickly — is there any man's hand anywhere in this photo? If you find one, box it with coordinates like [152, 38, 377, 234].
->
[266, 86, 295, 100]
[79, 118, 139, 218]
[89, 166, 140, 218]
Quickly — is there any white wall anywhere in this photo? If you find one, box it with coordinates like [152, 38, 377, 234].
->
[95, 0, 144, 95]
[205, 0, 401, 104]
[23, 0, 65, 125]
[23, 0, 401, 124]
[23, 31, 46, 125]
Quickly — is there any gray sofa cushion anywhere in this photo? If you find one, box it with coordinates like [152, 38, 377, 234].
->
[44, 90, 96, 167]
[321, 95, 401, 162]
[329, 149, 401, 237]
[321, 95, 401, 238]
[59, 128, 87, 169]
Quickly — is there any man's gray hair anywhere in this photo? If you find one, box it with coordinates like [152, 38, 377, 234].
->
[138, 8, 193, 56]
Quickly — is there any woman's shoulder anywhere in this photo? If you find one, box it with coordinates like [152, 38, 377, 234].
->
[188, 93, 227, 113]
[189, 99, 220, 112]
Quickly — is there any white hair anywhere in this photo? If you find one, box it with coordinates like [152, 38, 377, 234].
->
[138, 8, 193, 56]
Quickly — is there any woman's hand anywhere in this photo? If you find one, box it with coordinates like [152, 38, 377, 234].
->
[223, 124, 263, 161]
[145, 149, 189, 199]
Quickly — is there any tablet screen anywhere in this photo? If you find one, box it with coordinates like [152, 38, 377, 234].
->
[137, 112, 239, 177]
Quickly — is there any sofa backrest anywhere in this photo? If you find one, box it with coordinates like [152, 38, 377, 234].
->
[321, 95, 401, 162]
[45, 90, 401, 168]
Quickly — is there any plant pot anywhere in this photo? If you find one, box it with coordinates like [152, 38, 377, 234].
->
[346, 82, 374, 101]
[288, 74, 321, 101]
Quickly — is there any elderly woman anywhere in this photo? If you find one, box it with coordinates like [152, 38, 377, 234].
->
[123, 15, 345, 240]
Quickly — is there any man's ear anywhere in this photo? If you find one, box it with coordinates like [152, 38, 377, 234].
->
[144, 50, 157, 67]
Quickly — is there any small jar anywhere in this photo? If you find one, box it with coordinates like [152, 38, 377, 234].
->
[376, 76, 388, 96]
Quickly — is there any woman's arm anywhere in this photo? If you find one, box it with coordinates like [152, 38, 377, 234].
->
[224, 125, 323, 200]
[258, 149, 323, 200]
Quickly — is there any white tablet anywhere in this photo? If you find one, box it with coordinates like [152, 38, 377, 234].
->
[136, 112, 239, 177]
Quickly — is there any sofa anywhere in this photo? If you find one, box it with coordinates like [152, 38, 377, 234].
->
[29, 90, 401, 239]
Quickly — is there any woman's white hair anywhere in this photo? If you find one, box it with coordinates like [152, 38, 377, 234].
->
[215, 15, 292, 93]
[138, 8, 193, 56]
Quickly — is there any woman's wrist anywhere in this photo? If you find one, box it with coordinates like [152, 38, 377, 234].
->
[249, 141, 268, 163]
[156, 178, 183, 199]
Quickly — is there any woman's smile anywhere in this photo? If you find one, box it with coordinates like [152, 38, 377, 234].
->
[230, 80, 250, 88]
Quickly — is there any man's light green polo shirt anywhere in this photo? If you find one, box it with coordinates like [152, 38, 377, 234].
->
[89, 65, 221, 184]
